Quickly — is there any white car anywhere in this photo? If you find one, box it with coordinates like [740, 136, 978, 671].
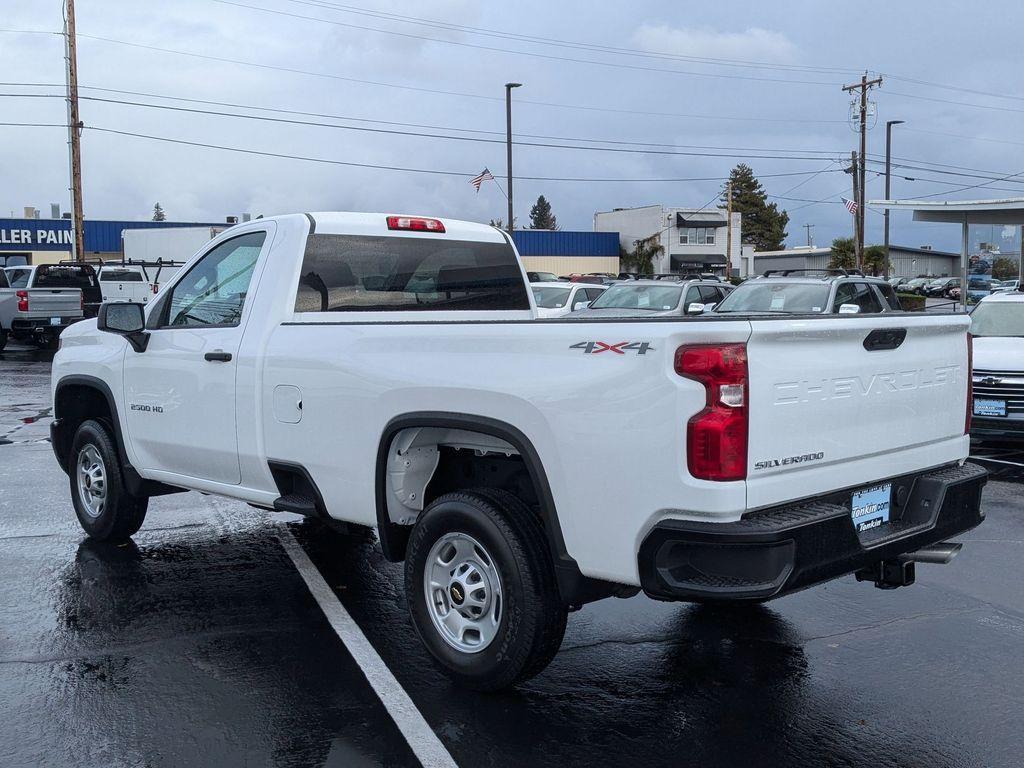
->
[970, 291, 1024, 440]
[51, 211, 986, 690]
[531, 281, 605, 318]
[990, 279, 1019, 294]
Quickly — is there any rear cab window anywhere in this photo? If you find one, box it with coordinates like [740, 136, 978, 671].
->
[7, 269, 30, 288]
[294, 234, 530, 313]
[99, 268, 145, 282]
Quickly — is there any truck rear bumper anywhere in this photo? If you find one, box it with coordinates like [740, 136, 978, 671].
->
[11, 317, 83, 334]
[638, 462, 987, 602]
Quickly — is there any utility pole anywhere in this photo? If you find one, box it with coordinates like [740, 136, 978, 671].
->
[803, 223, 814, 247]
[725, 181, 733, 277]
[883, 120, 905, 280]
[63, 0, 85, 263]
[849, 151, 861, 268]
[842, 73, 882, 270]
[504, 82, 521, 235]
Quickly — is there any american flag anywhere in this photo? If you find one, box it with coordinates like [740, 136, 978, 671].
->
[470, 168, 495, 192]
[842, 197, 859, 214]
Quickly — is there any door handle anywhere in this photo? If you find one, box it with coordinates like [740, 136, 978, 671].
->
[204, 351, 232, 362]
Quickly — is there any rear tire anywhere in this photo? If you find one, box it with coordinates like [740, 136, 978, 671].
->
[404, 489, 567, 691]
[69, 419, 148, 541]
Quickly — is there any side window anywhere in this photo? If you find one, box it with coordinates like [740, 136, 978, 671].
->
[832, 282, 857, 312]
[162, 231, 266, 328]
[584, 287, 604, 302]
[683, 286, 701, 308]
[698, 285, 721, 303]
[294, 234, 529, 312]
[836, 282, 883, 313]
[876, 282, 902, 310]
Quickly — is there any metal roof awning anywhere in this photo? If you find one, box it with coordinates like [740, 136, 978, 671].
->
[868, 197, 1024, 309]
[869, 197, 1024, 225]
[676, 212, 726, 227]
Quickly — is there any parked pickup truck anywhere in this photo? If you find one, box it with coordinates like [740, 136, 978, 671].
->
[98, 260, 186, 305]
[50, 212, 987, 690]
[1, 266, 86, 350]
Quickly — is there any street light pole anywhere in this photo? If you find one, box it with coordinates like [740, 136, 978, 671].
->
[884, 119, 904, 280]
[504, 82, 521, 235]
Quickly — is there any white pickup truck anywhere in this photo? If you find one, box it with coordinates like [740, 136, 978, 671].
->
[50, 212, 987, 690]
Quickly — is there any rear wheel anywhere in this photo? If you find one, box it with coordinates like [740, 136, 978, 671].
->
[404, 489, 567, 691]
[69, 419, 148, 541]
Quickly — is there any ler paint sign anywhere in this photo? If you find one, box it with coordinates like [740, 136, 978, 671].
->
[0, 227, 74, 247]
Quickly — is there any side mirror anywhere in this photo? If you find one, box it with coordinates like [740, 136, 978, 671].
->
[702, 303, 717, 313]
[686, 302, 705, 315]
[838, 303, 861, 315]
[97, 302, 149, 352]
[573, 301, 591, 311]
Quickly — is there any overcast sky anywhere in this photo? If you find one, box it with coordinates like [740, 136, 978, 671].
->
[3, 0, 1024, 251]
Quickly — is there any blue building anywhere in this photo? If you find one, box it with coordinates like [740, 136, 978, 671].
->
[511, 230, 620, 276]
[0, 218, 223, 266]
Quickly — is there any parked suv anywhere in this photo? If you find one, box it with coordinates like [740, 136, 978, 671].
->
[713, 269, 902, 315]
[572, 278, 731, 317]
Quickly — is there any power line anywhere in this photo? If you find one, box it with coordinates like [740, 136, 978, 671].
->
[37, 123, 838, 183]
[0, 89, 848, 158]
[61, 35, 849, 125]
[212, 0, 844, 87]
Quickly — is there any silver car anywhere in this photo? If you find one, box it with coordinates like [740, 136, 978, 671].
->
[571, 279, 732, 318]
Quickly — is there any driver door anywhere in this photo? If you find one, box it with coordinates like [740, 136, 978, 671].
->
[123, 230, 268, 484]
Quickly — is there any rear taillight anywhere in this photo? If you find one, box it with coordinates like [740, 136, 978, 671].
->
[16, 290, 28, 312]
[966, 333, 973, 435]
[676, 343, 748, 481]
[386, 215, 445, 233]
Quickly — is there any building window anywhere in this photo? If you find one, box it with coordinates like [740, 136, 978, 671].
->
[679, 227, 717, 246]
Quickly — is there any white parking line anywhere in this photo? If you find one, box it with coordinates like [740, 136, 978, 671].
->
[278, 526, 458, 768]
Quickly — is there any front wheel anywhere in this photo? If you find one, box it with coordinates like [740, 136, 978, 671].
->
[69, 419, 148, 541]
[404, 489, 567, 691]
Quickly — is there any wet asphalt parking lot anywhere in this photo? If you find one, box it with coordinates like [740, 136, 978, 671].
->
[2, 340, 1023, 768]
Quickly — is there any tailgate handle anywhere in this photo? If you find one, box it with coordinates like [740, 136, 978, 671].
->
[863, 328, 906, 351]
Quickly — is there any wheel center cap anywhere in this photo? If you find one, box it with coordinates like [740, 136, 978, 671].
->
[449, 583, 465, 605]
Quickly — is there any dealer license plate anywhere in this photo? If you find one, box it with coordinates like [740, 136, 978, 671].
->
[851, 484, 891, 533]
[50, 317, 61, 326]
[973, 398, 1006, 417]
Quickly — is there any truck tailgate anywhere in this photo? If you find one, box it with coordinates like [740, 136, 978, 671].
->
[22, 289, 81, 317]
[745, 314, 971, 510]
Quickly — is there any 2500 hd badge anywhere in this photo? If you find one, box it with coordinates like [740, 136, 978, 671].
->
[754, 451, 825, 471]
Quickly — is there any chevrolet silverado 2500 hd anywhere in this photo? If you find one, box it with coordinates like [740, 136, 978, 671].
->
[50, 212, 987, 690]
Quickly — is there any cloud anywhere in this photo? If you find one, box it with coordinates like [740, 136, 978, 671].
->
[630, 24, 797, 63]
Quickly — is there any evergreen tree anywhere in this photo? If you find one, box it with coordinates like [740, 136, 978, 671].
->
[721, 164, 788, 251]
[152, 202, 166, 222]
[528, 195, 558, 230]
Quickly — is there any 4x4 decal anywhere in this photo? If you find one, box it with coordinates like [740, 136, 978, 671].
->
[570, 341, 654, 355]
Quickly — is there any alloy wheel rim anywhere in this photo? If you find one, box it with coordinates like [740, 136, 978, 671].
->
[423, 532, 503, 654]
[76, 444, 107, 519]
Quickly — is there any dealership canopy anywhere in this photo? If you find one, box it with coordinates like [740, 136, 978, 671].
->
[870, 197, 1024, 307]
